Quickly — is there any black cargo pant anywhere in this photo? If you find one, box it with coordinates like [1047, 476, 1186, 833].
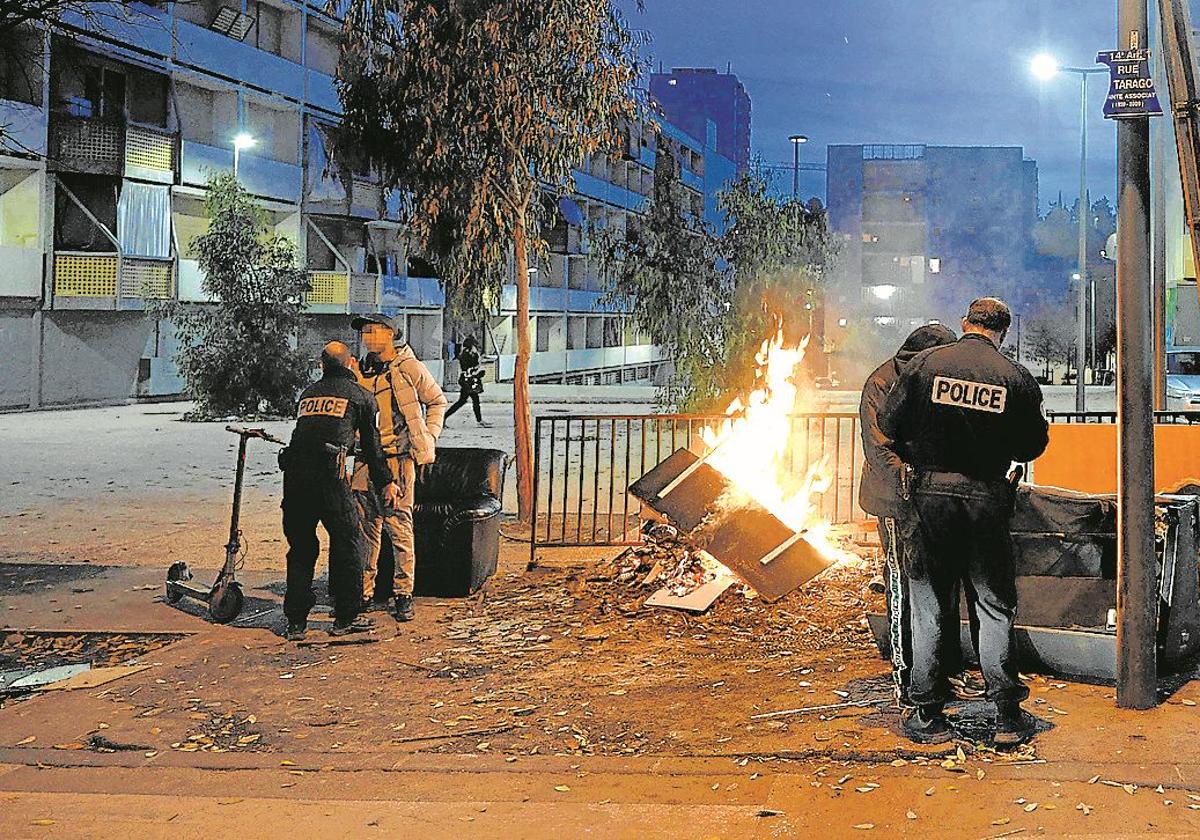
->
[281, 460, 363, 625]
[908, 472, 1028, 706]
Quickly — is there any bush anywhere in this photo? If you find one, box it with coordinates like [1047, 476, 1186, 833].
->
[154, 174, 311, 417]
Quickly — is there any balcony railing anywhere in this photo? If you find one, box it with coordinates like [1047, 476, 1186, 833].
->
[49, 114, 179, 181]
[120, 256, 176, 299]
[307, 270, 349, 306]
[49, 114, 124, 175]
[124, 124, 178, 182]
[53, 252, 176, 302]
[305, 270, 381, 311]
[54, 252, 119, 297]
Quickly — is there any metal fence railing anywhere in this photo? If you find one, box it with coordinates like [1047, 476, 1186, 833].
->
[1048, 411, 1200, 424]
[529, 410, 1200, 559]
[530, 412, 865, 560]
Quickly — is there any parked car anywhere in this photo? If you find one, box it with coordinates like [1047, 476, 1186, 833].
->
[1167, 351, 1200, 413]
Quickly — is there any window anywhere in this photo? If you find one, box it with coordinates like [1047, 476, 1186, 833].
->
[176, 80, 236, 146]
[536, 317, 552, 353]
[53, 60, 125, 119]
[0, 26, 44, 106]
[603, 317, 621, 348]
[306, 19, 341, 76]
[1168, 353, 1200, 375]
[250, 1, 302, 62]
[246, 99, 299, 164]
[127, 66, 169, 127]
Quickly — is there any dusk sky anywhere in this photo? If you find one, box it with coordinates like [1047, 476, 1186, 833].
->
[632, 0, 1125, 210]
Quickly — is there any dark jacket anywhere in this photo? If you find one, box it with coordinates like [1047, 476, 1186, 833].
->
[288, 365, 391, 490]
[880, 333, 1049, 482]
[858, 325, 957, 516]
[858, 359, 908, 516]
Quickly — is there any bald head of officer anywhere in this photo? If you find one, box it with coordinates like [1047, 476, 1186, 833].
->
[321, 341, 353, 372]
[960, 297, 1011, 348]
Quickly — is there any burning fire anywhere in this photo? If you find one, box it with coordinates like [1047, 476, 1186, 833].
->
[700, 329, 850, 563]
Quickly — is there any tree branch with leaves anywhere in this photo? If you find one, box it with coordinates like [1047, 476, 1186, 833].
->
[333, 0, 643, 520]
[600, 162, 836, 411]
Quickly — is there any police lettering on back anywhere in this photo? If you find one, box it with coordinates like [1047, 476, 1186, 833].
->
[931, 376, 1007, 414]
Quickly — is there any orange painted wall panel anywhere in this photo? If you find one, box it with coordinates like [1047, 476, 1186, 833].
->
[1033, 424, 1200, 494]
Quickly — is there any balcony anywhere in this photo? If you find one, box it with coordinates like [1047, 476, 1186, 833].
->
[52, 252, 175, 309]
[48, 115, 124, 175]
[381, 275, 446, 309]
[306, 70, 340, 113]
[173, 18, 305, 101]
[573, 170, 648, 214]
[124, 125, 178, 184]
[305, 270, 379, 313]
[181, 141, 301, 204]
[48, 115, 178, 182]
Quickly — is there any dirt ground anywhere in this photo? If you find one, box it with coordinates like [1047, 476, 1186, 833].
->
[4, 394, 1198, 839]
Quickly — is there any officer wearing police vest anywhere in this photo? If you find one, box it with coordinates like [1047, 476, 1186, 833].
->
[879, 298, 1049, 746]
[280, 341, 399, 641]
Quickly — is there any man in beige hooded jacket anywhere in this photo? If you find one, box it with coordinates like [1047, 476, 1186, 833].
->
[350, 314, 447, 621]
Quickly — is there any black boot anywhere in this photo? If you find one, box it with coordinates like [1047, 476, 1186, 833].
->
[329, 614, 375, 636]
[901, 704, 952, 744]
[394, 593, 415, 622]
[285, 621, 307, 642]
[994, 702, 1035, 746]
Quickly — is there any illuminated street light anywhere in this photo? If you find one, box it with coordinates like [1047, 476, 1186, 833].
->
[788, 134, 809, 200]
[1030, 53, 1060, 81]
[232, 132, 256, 178]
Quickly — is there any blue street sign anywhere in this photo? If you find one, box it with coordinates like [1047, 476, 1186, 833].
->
[1096, 49, 1164, 119]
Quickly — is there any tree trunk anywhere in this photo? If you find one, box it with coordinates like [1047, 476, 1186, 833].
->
[512, 203, 535, 522]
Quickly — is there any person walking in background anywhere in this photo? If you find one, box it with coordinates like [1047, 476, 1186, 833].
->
[445, 335, 490, 427]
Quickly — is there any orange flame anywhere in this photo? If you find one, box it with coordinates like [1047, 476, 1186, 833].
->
[699, 329, 848, 562]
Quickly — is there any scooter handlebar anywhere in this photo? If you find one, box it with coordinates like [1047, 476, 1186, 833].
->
[225, 425, 287, 445]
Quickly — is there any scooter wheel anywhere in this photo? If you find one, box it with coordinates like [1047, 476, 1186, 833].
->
[165, 562, 190, 603]
[208, 581, 244, 623]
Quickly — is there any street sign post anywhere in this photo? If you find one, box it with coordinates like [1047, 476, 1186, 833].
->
[1109, 8, 1159, 710]
[1097, 48, 1164, 119]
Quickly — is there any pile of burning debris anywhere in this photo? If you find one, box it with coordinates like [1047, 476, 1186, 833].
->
[609, 524, 741, 600]
[619, 329, 866, 612]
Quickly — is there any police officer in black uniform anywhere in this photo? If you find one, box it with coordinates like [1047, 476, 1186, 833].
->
[280, 341, 399, 640]
[879, 298, 1049, 745]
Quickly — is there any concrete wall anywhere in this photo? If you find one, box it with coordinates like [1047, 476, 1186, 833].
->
[39, 311, 154, 405]
[0, 309, 34, 409]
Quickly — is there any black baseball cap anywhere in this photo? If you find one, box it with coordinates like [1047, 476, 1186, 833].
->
[351, 313, 399, 333]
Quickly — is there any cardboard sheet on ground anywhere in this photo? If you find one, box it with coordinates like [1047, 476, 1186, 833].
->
[645, 576, 736, 613]
[41, 664, 151, 691]
[629, 448, 834, 602]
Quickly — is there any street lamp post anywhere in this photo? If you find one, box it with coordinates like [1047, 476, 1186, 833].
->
[788, 134, 808, 200]
[1031, 55, 1107, 410]
[233, 132, 256, 178]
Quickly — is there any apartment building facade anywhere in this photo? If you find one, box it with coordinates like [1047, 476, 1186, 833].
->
[824, 143, 1038, 375]
[0, 2, 737, 409]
